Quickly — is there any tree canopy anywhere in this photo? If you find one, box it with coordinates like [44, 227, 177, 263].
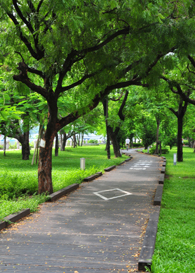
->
[1, 0, 195, 192]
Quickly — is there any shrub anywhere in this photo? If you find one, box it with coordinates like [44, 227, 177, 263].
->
[132, 143, 143, 147]
[149, 146, 169, 155]
[88, 139, 98, 144]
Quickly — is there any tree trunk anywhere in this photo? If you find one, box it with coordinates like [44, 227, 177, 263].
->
[155, 119, 160, 154]
[108, 125, 121, 157]
[60, 132, 63, 151]
[177, 115, 183, 162]
[62, 132, 66, 150]
[81, 133, 84, 146]
[3, 135, 6, 156]
[38, 136, 54, 194]
[169, 99, 188, 162]
[103, 99, 110, 159]
[55, 133, 58, 156]
[22, 130, 30, 160]
[73, 134, 77, 148]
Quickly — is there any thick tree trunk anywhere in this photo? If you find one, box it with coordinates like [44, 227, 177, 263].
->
[22, 130, 30, 160]
[38, 136, 54, 194]
[177, 115, 183, 162]
[55, 133, 58, 156]
[108, 125, 121, 157]
[169, 99, 188, 162]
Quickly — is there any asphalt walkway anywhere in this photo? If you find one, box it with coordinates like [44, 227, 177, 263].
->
[0, 150, 161, 273]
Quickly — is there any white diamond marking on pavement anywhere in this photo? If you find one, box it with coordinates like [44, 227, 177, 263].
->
[93, 188, 132, 201]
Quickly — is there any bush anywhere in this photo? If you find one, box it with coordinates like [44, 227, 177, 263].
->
[183, 139, 189, 145]
[88, 139, 98, 144]
[0, 145, 3, 150]
[132, 143, 143, 147]
[149, 146, 169, 155]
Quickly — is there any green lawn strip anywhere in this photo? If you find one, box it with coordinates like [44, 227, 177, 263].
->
[151, 147, 195, 273]
[0, 145, 128, 220]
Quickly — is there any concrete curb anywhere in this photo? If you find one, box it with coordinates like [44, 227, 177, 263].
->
[104, 165, 116, 172]
[159, 173, 165, 184]
[138, 156, 166, 271]
[48, 183, 80, 202]
[83, 172, 102, 182]
[138, 208, 160, 271]
[0, 209, 30, 231]
[154, 185, 164, 206]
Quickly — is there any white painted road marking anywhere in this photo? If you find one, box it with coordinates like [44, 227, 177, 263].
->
[94, 188, 132, 201]
[130, 160, 153, 170]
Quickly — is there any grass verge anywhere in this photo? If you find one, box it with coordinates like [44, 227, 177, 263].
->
[151, 147, 195, 273]
[0, 145, 128, 220]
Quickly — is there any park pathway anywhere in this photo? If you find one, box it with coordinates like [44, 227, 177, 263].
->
[0, 150, 161, 273]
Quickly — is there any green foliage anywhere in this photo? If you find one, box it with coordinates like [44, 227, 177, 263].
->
[149, 146, 169, 155]
[88, 139, 98, 144]
[141, 126, 156, 149]
[132, 143, 143, 148]
[183, 139, 189, 145]
[152, 147, 195, 272]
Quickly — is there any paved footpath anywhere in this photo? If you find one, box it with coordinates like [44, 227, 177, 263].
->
[0, 150, 161, 273]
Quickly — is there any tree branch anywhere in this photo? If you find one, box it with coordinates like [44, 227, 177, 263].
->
[7, 12, 40, 60]
[37, 0, 44, 13]
[188, 55, 195, 68]
[13, 0, 34, 34]
[60, 73, 96, 93]
[169, 107, 178, 117]
[13, 62, 49, 99]
[80, 26, 130, 55]
[109, 92, 124, 101]
[118, 90, 129, 121]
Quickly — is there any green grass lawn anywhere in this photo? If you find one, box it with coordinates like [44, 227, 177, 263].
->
[0, 145, 128, 220]
[151, 147, 195, 273]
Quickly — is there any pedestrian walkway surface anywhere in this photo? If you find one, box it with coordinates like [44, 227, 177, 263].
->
[0, 150, 161, 273]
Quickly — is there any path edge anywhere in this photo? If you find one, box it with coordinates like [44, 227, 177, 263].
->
[138, 156, 166, 271]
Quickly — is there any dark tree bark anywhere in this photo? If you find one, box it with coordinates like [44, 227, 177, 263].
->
[38, 136, 54, 194]
[62, 132, 67, 151]
[103, 98, 110, 159]
[169, 99, 188, 162]
[108, 125, 121, 157]
[22, 130, 30, 160]
[177, 113, 184, 162]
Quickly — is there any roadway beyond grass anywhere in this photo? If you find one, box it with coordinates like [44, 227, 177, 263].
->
[0, 145, 128, 220]
[151, 147, 195, 273]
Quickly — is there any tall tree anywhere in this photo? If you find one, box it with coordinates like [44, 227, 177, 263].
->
[0, 0, 182, 193]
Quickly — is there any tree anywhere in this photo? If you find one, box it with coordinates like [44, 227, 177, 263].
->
[0, 1, 182, 193]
